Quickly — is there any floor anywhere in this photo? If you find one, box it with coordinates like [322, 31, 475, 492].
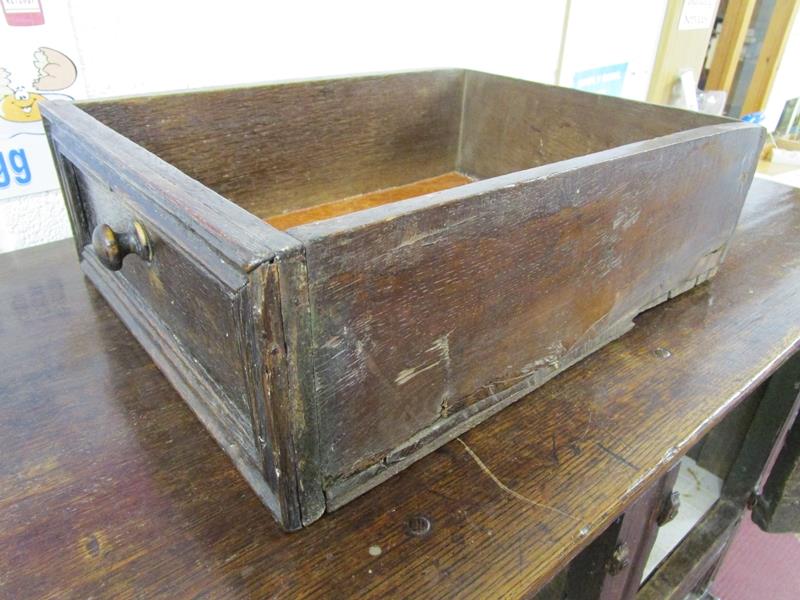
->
[711, 512, 800, 600]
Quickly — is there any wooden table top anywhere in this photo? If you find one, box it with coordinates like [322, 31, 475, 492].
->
[1, 179, 800, 599]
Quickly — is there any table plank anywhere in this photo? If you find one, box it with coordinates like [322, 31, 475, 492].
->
[1, 179, 799, 599]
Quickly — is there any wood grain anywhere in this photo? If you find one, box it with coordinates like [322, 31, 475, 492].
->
[458, 70, 728, 179]
[42, 70, 762, 528]
[266, 172, 474, 230]
[293, 122, 762, 487]
[41, 100, 292, 271]
[77, 71, 465, 219]
[1, 179, 799, 598]
[41, 100, 312, 530]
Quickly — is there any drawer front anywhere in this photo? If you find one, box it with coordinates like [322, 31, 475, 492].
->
[40, 101, 307, 525]
[80, 166, 251, 421]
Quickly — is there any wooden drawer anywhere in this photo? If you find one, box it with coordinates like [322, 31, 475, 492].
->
[41, 70, 764, 530]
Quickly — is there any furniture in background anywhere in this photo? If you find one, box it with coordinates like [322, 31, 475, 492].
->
[1, 179, 799, 598]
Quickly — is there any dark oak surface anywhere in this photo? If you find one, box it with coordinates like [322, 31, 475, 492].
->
[295, 122, 760, 491]
[78, 71, 465, 219]
[1, 178, 799, 599]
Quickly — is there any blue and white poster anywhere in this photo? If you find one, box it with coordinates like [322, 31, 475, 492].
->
[1, 0, 84, 201]
[572, 63, 629, 97]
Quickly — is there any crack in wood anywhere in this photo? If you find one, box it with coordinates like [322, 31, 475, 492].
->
[596, 442, 639, 471]
[457, 438, 579, 521]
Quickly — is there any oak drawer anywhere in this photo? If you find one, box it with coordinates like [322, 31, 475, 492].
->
[41, 70, 763, 530]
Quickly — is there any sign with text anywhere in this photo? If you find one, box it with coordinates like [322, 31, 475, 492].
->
[0, 0, 84, 200]
[678, 0, 717, 31]
[572, 63, 628, 97]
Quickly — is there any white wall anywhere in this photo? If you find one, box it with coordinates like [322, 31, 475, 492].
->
[2, 0, 671, 253]
[1, 0, 570, 253]
[558, 0, 668, 101]
[762, 14, 800, 132]
[0, 189, 71, 250]
[69, 1, 568, 98]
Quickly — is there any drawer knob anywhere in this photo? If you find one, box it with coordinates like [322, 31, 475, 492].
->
[91, 222, 152, 271]
[657, 490, 681, 526]
[606, 542, 631, 575]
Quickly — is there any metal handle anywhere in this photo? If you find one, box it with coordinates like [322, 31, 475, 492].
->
[91, 221, 152, 271]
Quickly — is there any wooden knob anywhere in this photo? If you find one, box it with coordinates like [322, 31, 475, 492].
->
[657, 490, 681, 526]
[91, 221, 152, 271]
[606, 542, 631, 575]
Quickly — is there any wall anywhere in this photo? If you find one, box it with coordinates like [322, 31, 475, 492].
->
[648, 0, 720, 105]
[559, 0, 668, 101]
[1, 0, 670, 253]
[68, 1, 568, 98]
[1, 0, 570, 252]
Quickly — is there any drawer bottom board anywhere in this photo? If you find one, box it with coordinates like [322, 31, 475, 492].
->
[265, 171, 475, 230]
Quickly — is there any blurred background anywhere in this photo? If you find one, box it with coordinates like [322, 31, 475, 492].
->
[0, 0, 798, 252]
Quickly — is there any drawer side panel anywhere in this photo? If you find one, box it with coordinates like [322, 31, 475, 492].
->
[294, 124, 764, 495]
[458, 70, 730, 178]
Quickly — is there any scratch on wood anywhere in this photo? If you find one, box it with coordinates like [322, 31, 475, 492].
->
[457, 438, 578, 521]
[550, 432, 560, 466]
[395, 361, 441, 385]
[596, 441, 639, 471]
[395, 333, 452, 386]
[429, 334, 451, 368]
[613, 205, 641, 231]
[578, 407, 593, 443]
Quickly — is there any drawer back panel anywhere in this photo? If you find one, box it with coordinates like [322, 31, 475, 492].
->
[79, 71, 465, 220]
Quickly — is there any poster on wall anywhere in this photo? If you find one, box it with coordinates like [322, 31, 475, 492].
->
[0, 0, 85, 201]
[557, 0, 668, 102]
[572, 63, 628, 97]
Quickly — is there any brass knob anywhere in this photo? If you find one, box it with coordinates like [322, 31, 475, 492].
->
[91, 221, 152, 271]
[656, 491, 681, 526]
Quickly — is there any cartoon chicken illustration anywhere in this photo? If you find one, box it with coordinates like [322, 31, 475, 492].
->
[1, 47, 77, 124]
